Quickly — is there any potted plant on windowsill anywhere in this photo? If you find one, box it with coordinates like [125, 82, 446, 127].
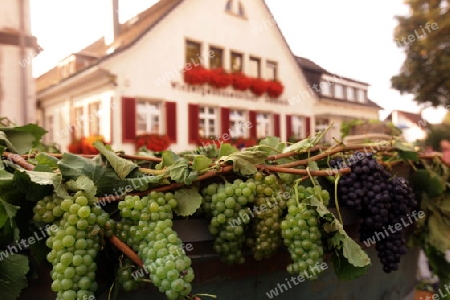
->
[266, 80, 284, 98]
[232, 72, 252, 91]
[136, 134, 171, 152]
[250, 77, 267, 96]
[183, 65, 211, 86]
[209, 68, 232, 89]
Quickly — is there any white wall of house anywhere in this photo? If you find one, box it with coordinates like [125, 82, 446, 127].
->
[103, 0, 316, 152]
[0, 0, 36, 125]
[392, 111, 426, 142]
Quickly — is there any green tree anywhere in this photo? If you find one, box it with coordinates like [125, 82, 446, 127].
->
[391, 0, 450, 106]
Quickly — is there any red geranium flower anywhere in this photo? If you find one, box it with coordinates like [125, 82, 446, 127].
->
[266, 80, 284, 98]
[250, 78, 268, 96]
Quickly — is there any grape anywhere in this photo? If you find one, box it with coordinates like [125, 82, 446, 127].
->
[202, 179, 256, 264]
[331, 152, 418, 273]
[246, 173, 287, 260]
[33, 196, 64, 223]
[45, 193, 109, 299]
[116, 193, 194, 298]
[281, 186, 325, 278]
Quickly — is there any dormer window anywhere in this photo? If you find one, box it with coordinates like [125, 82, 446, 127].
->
[347, 86, 355, 101]
[58, 56, 75, 79]
[226, 0, 246, 18]
[320, 81, 331, 96]
[334, 84, 344, 99]
[226, 0, 233, 12]
[357, 89, 366, 103]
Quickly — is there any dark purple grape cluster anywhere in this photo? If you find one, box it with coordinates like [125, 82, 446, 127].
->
[330, 152, 417, 273]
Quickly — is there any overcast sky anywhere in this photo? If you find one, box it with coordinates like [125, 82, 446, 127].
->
[29, 0, 446, 122]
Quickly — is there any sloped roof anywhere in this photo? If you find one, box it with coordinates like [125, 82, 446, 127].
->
[386, 110, 423, 124]
[37, 0, 183, 93]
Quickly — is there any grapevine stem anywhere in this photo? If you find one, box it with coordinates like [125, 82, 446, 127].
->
[139, 168, 166, 175]
[334, 175, 343, 225]
[109, 235, 144, 267]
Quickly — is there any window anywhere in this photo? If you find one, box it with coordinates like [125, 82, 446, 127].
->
[136, 101, 162, 135]
[257, 113, 271, 138]
[88, 102, 101, 136]
[266, 61, 278, 80]
[199, 106, 217, 137]
[291, 116, 303, 139]
[229, 110, 248, 138]
[209, 47, 223, 69]
[230, 52, 243, 72]
[46, 115, 54, 143]
[346, 87, 355, 101]
[334, 84, 344, 99]
[237, 1, 246, 17]
[186, 40, 202, 66]
[357, 89, 366, 103]
[320, 81, 331, 96]
[315, 118, 331, 143]
[226, 0, 233, 12]
[249, 57, 261, 78]
[74, 106, 85, 139]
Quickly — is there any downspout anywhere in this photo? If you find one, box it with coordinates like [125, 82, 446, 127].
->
[19, 0, 28, 124]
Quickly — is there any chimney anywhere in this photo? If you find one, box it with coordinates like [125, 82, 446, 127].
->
[104, 0, 120, 45]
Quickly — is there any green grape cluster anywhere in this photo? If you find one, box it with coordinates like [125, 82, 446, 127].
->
[117, 258, 143, 292]
[246, 172, 286, 260]
[281, 186, 326, 278]
[46, 193, 109, 300]
[202, 179, 256, 264]
[117, 192, 194, 299]
[33, 195, 64, 223]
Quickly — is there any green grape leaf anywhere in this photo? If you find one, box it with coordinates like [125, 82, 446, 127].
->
[174, 188, 202, 217]
[0, 254, 29, 300]
[398, 150, 418, 161]
[65, 176, 97, 201]
[192, 155, 212, 173]
[12, 169, 55, 201]
[410, 169, 431, 194]
[34, 153, 58, 169]
[427, 174, 446, 197]
[331, 249, 370, 280]
[218, 143, 238, 158]
[169, 159, 198, 184]
[93, 141, 138, 180]
[0, 124, 47, 154]
[218, 150, 267, 175]
[428, 213, 450, 254]
[0, 198, 19, 230]
[157, 150, 180, 169]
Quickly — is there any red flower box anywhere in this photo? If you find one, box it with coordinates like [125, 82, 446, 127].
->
[250, 78, 268, 96]
[266, 80, 284, 98]
[209, 68, 232, 89]
[136, 134, 170, 152]
[232, 73, 252, 91]
[183, 66, 210, 85]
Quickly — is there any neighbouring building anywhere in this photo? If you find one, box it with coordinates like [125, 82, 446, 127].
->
[385, 110, 427, 142]
[35, 0, 380, 152]
[0, 0, 40, 125]
[296, 57, 381, 143]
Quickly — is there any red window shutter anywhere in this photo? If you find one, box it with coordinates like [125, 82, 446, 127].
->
[286, 114, 292, 141]
[305, 117, 311, 137]
[188, 104, 199, 143]
[249, 110, 257, 138]
[122, 97, 136, 143]
[165, 102, 177, 142]
[273, 114, 280, 137]
[221, 107, 230, 137]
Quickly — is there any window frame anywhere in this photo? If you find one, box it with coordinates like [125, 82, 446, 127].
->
[229, 109, 248, 138]
[346, 86, 356, 101]
[199, 105, 218, 138]
[209, 46, 224, 69]
[230, 51, 244, 73]
[266, 60, 278, 81]
[256, 112, 272, 138]
[185, 39, 202, 66]
[291, 115, 304, 139]
[357, 89, 366, 103]
[249, 56, 261, 78]
[320, 81, 332, 96]
[334, 84, 344, 99]
[136, 100, 164, 135]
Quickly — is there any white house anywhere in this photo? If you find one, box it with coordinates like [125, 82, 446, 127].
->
[36, 0, 380, 153]
[0, 0, 40, 125]
[385, 110, 427, 142]
[296, 57, 381, 143]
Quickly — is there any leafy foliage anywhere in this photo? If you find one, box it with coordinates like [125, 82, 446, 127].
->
[391, 0, 450, 106]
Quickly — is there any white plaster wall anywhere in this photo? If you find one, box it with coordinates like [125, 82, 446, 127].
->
[103, 0, 316, 152]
